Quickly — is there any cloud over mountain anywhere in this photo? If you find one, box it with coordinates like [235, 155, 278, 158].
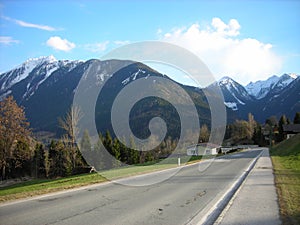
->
[160, 17, 282, 85]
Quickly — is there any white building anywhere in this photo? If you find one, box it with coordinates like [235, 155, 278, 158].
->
[187, 143, 219, 156]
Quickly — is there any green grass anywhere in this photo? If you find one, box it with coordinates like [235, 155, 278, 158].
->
[0, 173, 107, 202]
[270, 133, 300, 225]
[0, 155, 208, 202]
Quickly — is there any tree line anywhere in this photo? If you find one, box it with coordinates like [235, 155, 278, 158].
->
[0, 96, 179, 179]
[1, 95, 299, 180]
[225, 112, 300, 146]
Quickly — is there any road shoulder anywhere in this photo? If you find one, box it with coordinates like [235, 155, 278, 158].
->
[216, 148, 281, 225]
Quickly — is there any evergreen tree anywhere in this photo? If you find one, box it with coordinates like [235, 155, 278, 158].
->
[56, 142, 68, 177]
[100, 131, 114, 168]
[145, 151, 154, 162]
[48, 140, 56, 177]
[93, 136, 106, 170]
[294, 112, 300, 124]
[252, 122, 264, 146]
[119, 137, 129, 164]
[80, 129, 92, 167]
[129, 136, 139, 164]
[278, 115, 288, 142]
[48, 140, 67, 177]
[265, 116, 279, 144]
[48, 140, 56, 163]
[33, 143, 46, 178]
[10, 140, 32, 178]
[103, 131, 113, 154]
[112, 138, 121, 167]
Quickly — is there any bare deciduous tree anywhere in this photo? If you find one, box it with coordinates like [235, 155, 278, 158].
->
[199, 124, 210, 143]
[58, 105, 83, 172]
[248, 113, 255, 140]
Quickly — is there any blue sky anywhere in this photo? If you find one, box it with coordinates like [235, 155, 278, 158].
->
[0, 0, 299, 85]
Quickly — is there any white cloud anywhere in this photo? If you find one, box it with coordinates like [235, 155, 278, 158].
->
[160, 17, 282, 85]
[211, 18, 240, 37]
[0, 36, 19, 45]
[114, 40, 130, 46]
[84, 41, 109, 52]
[46, 36, 75, 52]
[2, 15, 57, 31]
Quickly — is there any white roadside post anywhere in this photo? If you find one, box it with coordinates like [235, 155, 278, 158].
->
[178, 157, 181, 166]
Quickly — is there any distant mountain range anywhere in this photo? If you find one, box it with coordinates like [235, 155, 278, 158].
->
[215, 73, 299, 122]
[245, 73, 298, 99]
[0, 56, 299, 136]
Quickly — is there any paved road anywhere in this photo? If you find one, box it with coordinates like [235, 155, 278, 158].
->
[0, 149, 262, 225]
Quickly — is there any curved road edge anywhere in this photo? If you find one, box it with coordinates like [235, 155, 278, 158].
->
[188, 148, 265, 225]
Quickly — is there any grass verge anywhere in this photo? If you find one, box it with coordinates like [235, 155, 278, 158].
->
[270, 133, 300, 225]
[0, 173, 107, 202]
[0, 155, 207, 203]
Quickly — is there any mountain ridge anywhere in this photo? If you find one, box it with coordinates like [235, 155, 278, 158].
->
[1, 56, 298, 100]
[245, 73, 298, 99]
[0, 56, 299, 135]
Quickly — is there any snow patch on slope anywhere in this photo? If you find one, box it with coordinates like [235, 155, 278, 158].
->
[122, 69, 146, 85]
[122, 77, 130, 85]
[231, 92, 245, 105]
[224, 102, 238, 111]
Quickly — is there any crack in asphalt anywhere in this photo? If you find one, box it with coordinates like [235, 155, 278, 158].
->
[180, 190, 206, 208]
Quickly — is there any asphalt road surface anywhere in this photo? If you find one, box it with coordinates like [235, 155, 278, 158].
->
[0, 149, 262, 225]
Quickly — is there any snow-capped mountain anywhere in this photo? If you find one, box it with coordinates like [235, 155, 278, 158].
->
[212, 74, 299, 122]
[245, 73, 298, 99]
[260, 76, 300, 118]
[0, 57, 211, 134]
[0, 56, 83, 100]
[0, 56, 299, 134]
[269, 73, 298, 95]
[245, 75, 279, 99]
[213, 76, 253, 111]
